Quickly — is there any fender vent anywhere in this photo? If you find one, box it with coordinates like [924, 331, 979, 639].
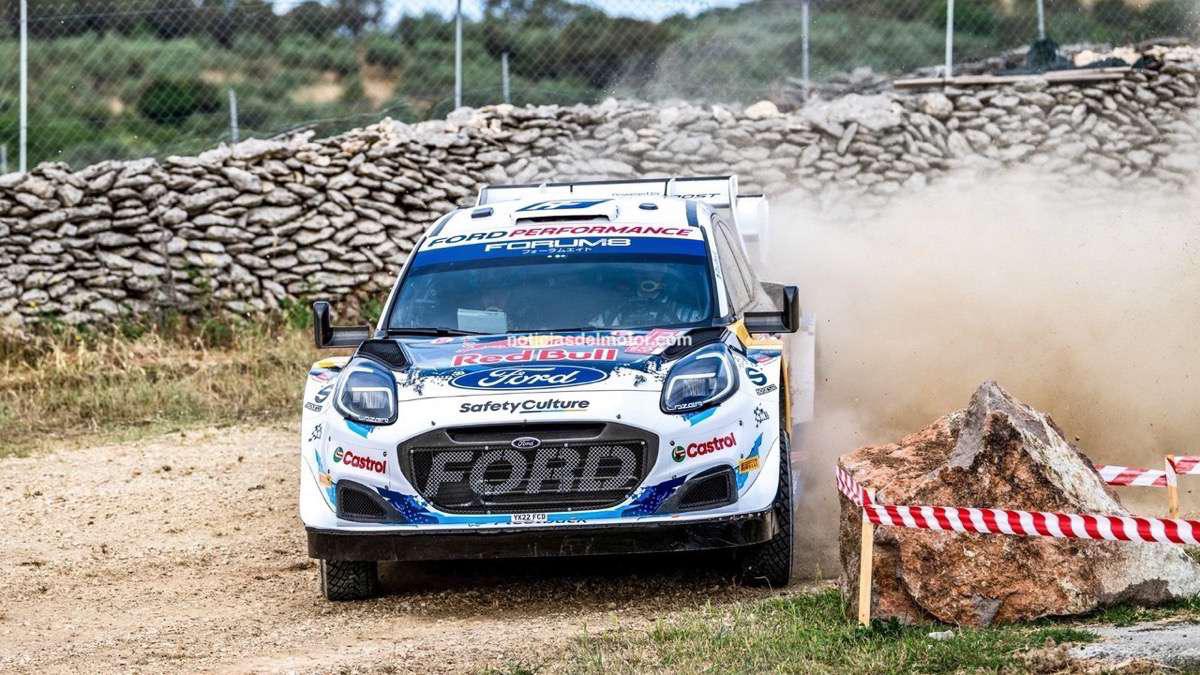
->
[336, 481, 392, 522]
[356, 339, 407, 368]
[662, 328, 726, 360]
[676, 466, 736, 512]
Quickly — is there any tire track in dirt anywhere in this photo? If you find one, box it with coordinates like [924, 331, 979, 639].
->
[0, 426, 786, 673]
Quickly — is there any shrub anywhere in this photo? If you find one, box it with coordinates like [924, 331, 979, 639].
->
[364, 35, 406, 69]
[137, 78, 221, 125]
[277, 35, 358, 75]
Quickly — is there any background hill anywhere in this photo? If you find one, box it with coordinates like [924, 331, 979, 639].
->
[0, 0, 1195, 166]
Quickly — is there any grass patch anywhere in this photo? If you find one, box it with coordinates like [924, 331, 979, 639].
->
[1081, 593, 1200, 627]
[564, 589, 1097, 673]
[0, 318, 321, 458]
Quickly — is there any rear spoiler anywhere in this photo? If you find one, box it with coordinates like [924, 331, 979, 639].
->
[477, 176, 770, 266]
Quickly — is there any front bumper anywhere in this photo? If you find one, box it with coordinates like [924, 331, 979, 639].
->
[307, 508, 778, 561]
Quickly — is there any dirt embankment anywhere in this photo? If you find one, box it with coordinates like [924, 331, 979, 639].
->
[0, 427, 777, 673]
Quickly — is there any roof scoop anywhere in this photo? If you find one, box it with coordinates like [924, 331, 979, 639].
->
[507, 198, 620, 225]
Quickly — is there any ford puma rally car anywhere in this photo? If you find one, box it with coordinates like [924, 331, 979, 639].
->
[300, 176, 816, 600]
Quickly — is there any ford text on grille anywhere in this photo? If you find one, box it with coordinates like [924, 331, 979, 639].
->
[421, 446, 640, 500]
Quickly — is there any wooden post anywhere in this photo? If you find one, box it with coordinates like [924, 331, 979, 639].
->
[857, 489, 876, 627]
[1167, 455, 1179, 519]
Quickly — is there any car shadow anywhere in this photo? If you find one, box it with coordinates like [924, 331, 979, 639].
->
[372, 549, 770, 617]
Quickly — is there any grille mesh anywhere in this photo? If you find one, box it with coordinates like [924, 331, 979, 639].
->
[337, 483, 389, 521]
[407, 441, 647, 514]
[677, 469, 735, 511]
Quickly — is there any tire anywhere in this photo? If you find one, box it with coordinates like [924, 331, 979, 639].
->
[320, 559, 380, 601]
[737, 419, 794, 588]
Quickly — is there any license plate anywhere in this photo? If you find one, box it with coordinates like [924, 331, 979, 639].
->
[510, 512, 549, 524]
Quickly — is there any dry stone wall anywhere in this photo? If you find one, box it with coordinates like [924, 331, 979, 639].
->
[0, 45, 1197, 329]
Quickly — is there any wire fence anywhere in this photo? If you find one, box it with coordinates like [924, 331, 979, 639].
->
[0, 0, 1196, 170]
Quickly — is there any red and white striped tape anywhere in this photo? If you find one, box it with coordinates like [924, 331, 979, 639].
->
[1097, 464, 1167, 487]
[1096, 456, 1200, 488]
[1172, 456, 1200, 475]
[834, 466, 1200, 545]
[835, 465, 868, 507]
[862, 501, 1200, 545]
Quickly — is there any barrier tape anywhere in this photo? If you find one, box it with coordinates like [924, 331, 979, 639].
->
[862, 502, 1200, 545]
[833, 466, 1200, 545]
[1173, 456, 1200, 475]
[835, 465, 869, 507]
[1096, 456, 1200, 488]
[1097, 464, 1167, 487]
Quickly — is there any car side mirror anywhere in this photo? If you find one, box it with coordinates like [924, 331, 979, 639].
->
[744, 285, 800, 334]
[312, 300, 371, 348]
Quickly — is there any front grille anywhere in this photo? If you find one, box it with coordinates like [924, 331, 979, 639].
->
[399, 423, 657, 514]
[445, 422, 606, 445]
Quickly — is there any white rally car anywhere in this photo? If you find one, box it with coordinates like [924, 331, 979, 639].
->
[300, 176, 815, 600]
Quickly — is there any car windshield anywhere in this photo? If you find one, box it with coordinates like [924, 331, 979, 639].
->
[387, 232, 715, 334]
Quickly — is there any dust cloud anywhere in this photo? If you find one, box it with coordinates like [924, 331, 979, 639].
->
[770, 169, 1200, 578]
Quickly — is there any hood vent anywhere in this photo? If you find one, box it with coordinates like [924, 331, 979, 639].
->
[513, 215, 611, 225]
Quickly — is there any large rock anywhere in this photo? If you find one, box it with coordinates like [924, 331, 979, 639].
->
[802, 93, 903, 132]
[838, 381, 1200, 626]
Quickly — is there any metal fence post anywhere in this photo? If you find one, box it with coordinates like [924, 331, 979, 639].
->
[801, 0, 811, 98]
[501, 52, 511, 104]
[1, 144, 7, 174]
[228, 89, 239, 143]
[19, 0, 28, 172]
[454, 0, 463, 109]
[1036, 0, 1046, 40]
[944, 0, 955, 79]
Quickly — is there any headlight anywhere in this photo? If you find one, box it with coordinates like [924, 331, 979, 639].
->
[660, 343, 737, 413]
[334, 358, 397, 425]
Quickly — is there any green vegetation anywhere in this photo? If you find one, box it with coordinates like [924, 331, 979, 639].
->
[0, 0, 1194, 166]
[558, 589, 1099, 673]
[539, 586, 1200, 673]
[1083, 592, 1200, 626]
[0, 314, 325, 458]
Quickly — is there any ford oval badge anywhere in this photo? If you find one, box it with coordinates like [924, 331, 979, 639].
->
[511, 436, 541, 450]
[450, 365, 609, 391]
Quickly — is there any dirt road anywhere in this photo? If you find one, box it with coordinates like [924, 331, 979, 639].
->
[0, 426, 785, 673]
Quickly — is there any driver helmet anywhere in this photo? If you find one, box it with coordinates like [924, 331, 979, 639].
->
[637, 273, 665, 300]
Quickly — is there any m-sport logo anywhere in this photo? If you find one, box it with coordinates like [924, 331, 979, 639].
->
[451, 365, 609, 391]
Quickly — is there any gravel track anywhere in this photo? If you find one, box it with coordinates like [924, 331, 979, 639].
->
[0, 426, 786, 673]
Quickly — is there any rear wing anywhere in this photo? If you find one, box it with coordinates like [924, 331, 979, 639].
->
[477, 176, 770, 266]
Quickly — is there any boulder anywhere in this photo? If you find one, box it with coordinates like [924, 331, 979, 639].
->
[803, 93, 903, 133]
[918, 92, 954, 119]
[743, 100, 780, 119]
[839, 381, 1200, 627]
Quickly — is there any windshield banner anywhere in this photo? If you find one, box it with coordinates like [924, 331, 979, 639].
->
[411, 232, 707, 269]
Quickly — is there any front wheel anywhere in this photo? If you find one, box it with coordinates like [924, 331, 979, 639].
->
[737, 425, 794, 588]
[320, 559, 380, 601]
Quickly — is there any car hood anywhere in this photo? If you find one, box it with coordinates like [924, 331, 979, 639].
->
[393, 329, 688, 400]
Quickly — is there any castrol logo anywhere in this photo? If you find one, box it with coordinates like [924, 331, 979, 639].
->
[332, 447, 386, 474]
[675, 432, 737, 462]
